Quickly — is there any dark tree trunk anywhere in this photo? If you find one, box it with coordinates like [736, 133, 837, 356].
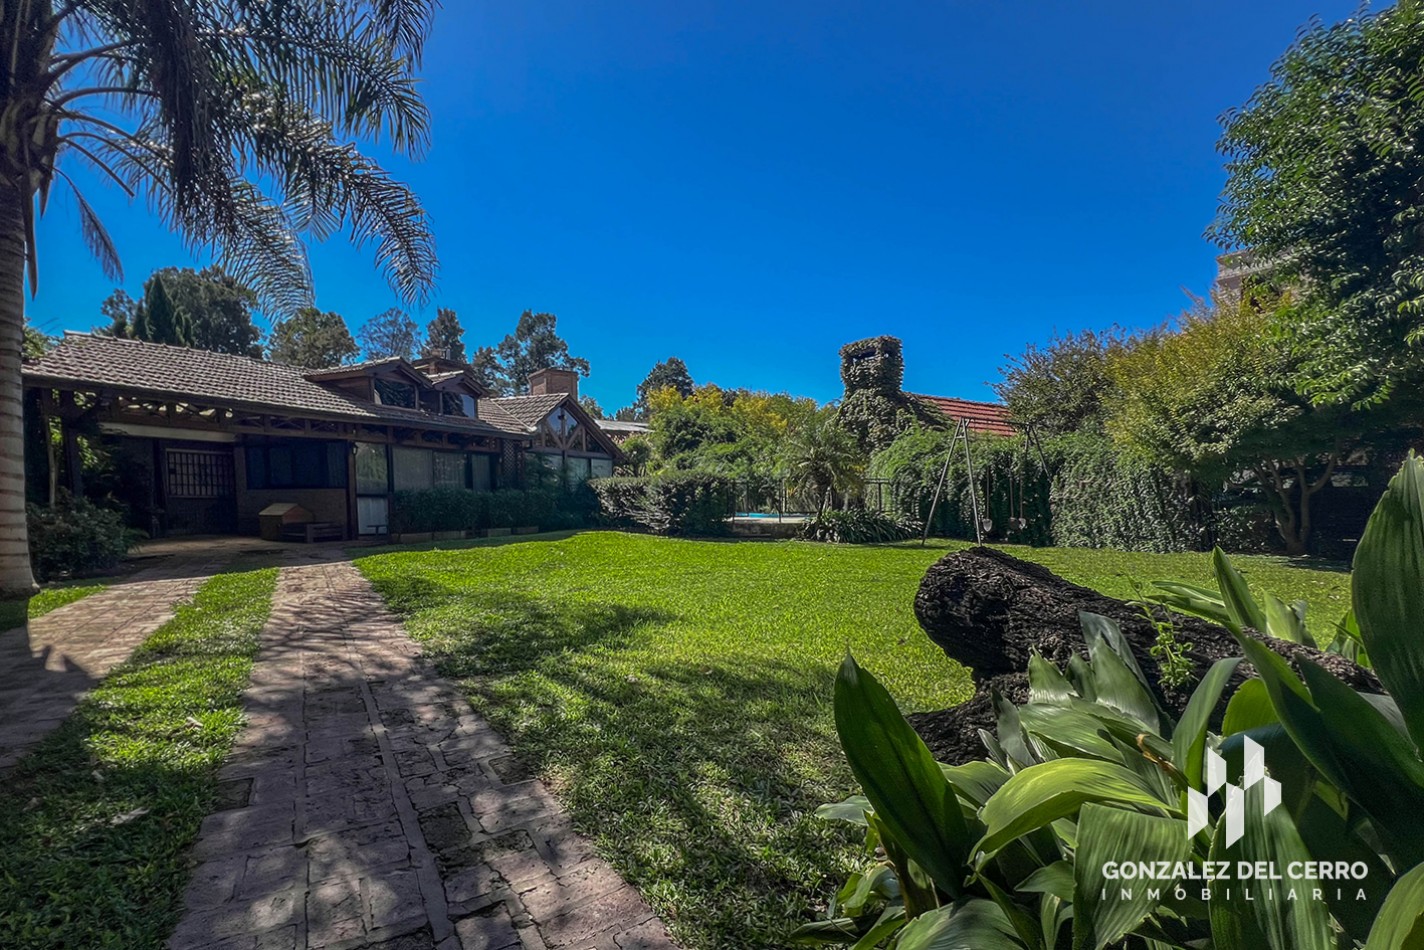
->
[0, 180, 35, 629]
[907, 547, 1377, 763]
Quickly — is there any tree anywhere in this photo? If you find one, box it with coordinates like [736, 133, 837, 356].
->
[1106, 297, 1350, 556]
[994, 327, 1134, 436]
[131, 274, 187, 346]
[633, 357, 694, 419]
[467, 345, 501, 393]
[269, 307, 359, 368]
[421, 307, 466, 362]
[493, 310, 589, 395]
[22, 322, 52, 359]
[781, 409, 867, 513]
[579, 395, 605, 419]
[151, 266, 262, 356]
[97, 289, 137, 337]
[359, 308, 421, 361]
[0, 2, 437, 615]
[1209, 2, 1424, 410]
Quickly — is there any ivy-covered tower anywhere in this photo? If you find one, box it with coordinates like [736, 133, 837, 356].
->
[835, 335, 943, 453]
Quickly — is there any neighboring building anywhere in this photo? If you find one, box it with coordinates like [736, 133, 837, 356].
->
[22, 333, 620, 539]
[911, 394, 1015, 437]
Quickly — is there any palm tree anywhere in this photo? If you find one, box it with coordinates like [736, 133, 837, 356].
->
[782, 411, 866, 513]
[0, 1, 439, 621]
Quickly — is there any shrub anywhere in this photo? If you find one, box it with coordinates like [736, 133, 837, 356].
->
[794, 454, 1424, 948]
[590, 472, 733, 536]
[391, 486, 596, 535]
[26, 495, 139, 582]
[391, 487, 484, 533]
[800, 508, 919, 544]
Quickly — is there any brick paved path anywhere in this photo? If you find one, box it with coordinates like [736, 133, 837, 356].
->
[169, 561, 675, 950]
[0, 554, 228, 771]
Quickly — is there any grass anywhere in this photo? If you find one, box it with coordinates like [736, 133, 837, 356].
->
[355, 531, 1349, 950]
[0, 568, 278, 950]
[28, 582, 107, 619]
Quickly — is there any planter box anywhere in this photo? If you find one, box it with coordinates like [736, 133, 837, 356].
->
[393, 531, 433, 544]
[432, 530, 463, 541]
[480, 528, 512, 538]
[513, 526, 540, 535]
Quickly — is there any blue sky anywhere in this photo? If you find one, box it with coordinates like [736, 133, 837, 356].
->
[30, 1, 1367, 410]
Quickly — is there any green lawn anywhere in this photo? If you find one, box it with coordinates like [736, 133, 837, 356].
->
[0, 568, 277, 950]
[28, 582, 107, 619]
[356, 532, 1349, 950]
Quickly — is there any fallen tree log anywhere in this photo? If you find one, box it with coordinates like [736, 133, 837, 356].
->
[907, 547, 1377, 764]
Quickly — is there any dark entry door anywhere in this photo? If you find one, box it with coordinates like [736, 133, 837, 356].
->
[163, 447, 238, 534]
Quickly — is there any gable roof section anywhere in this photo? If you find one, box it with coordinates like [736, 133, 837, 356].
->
[24, 333, 530, 437]
[911, 394, 1015, 437]
[493, 393, 622, 458]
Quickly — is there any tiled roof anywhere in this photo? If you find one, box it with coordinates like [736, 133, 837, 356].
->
[491, 393, 567, 427]
[24, 333, 531, 437]
[911, 394, 1015, 437]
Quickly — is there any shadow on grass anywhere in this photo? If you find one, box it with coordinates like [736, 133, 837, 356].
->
[368, 573, 864, 950]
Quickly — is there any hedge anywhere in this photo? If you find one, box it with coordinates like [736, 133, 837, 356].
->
[390, 486, 597, 534]
[590, 472, 734, 536]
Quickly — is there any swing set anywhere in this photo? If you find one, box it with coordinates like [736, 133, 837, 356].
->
[920, 419, 1051, 546]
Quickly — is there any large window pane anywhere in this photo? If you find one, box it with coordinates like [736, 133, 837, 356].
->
[565, 456, 592, 488]
[393, 446, 433, 491]
[470, 453, 493, 492]
[591, 458, 613, 479]
[434, 451, 466, 488]
[356, 442, 389, 494]
[326, 443, 349, 488]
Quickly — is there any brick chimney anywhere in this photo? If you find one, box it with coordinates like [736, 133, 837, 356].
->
[528, 367, 579, 399]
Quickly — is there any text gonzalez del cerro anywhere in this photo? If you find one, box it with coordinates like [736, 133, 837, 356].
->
[1101, 861, 1369, 882]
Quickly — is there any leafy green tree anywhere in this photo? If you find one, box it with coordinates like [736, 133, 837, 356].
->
[421, 307, 466, 362]
[494, 310, 589, 395]
[995, 326, 1134, 435]
[269, 307, 359, 368]
[617, 434, 653, 476]
[150, 266, 262, 356]
[1107, 298, 1350, 555]
[467, 345, 501, 393]
[781, 409, 866, 513]
[97, 289, 137, 337]
[131, 275, 188, 346]
[1209, 2, 1424, 409]
[0, 1, 438, 611]
[579, 395, 605, 419]
[359, 308, 420, 361]
[634, 357, 694, 419]
[22, 321, 52, 359]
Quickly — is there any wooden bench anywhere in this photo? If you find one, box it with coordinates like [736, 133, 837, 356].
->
[281, 522, 344, 543]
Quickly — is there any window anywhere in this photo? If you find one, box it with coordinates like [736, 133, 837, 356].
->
[245, 441, 347, 490]
[546, 407, 577, 437]
[355, 442, 388, 494]
[441, 392, 477, 418]
[167, 449, 235, 498]
[374, 378, 416, 409]
[470, 453, 493, 491]
[434, 451, 467, 488]
[565, 456, 592, 488]
[392, 446, 433, 491]
[591, 458, 613, 479]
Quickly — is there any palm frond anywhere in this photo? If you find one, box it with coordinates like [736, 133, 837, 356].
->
[60, 169, 123, 281]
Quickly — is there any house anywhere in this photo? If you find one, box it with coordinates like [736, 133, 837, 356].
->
[21, 333, 621, 539]
[910, 394, 1015, 437]
[491, 367, 617, 486]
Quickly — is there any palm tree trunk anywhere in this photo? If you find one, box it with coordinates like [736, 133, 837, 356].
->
[0, 181, 36, 628]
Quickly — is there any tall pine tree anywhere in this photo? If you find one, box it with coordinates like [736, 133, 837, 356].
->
[421, 308, 467, 362]
[131, 276, 188, 346]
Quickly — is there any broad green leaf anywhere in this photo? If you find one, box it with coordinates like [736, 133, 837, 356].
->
[895, 898, 1026, 950]
[1172, 657, 1242, 788]
[1365, 861, 1424, 950]
[816, 795, 872, 826]
[1291, 792, 1394, 942]
[788, 917, 861, 944]
[836, 864, 900, 917]
[1018, 861, 1074, 901]
[995, 689, 1037, 768]
[1232, 633, 1424, 869]
[975, 759, 1175, 858]
[1208, 780, 1334, 950]
[1213, 547, 1269, 634]
[1262, 592, 1309, 644]
[941, 760, 1010, 807]
[1072, 804, 1190, 950]
[1067, 653, 1098, 702]
[1353, 453, 1424, 753]
[982, 876, 1047, 950]
[1018, 704, 1125, 764]
[849, 906, 907, 950]
[1028, 653, 1076, 705]
[1150, 580, 1231, 626]
[834, 655, 970, 898]
[1081, 614, 1161, 730]
[1221, 678, 1277, 735]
